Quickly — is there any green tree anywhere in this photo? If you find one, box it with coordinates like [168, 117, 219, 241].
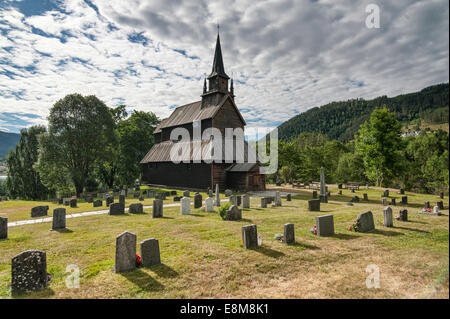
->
[6, 126, 51, 200]
[116, 111, 159, 186]
[355, 107, 404, 186]
[36, 94, 115, 195]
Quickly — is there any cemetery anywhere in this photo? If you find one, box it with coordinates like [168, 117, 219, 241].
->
[0, 184, 448, 298]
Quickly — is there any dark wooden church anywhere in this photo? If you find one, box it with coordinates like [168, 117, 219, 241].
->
[140, 31, 266, 191]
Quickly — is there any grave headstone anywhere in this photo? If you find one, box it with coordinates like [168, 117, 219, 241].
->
[275, 191, 281, 206]
[381, 198, 388, 206]
[208, 190, 213, 198]
[401, 196, 408, 205]
[237, 195, 242, 206]
[70, 198, 77, 208]
[399, 188, 405, 195]
[226, 205, 242, 221]
[139, 196, 144, 201]
[351, 196, 360, 203]
[153, 199, 163, 218]
[351, 189, 355, 193]
[433, 206, 441, 215]
[63, 198, 71, 206]
[183, 190, 190, 197]
[140, 239, 161, 267]
[129, 203, 143, 214]
[147, 191, 155, 198]
[87, 196, 93, 203]
[58, 198, 63, 205]
[52, 208, 66, 230]
[11, 250, 47, 295]
[205, 197, 214, 212]
[0, 217, 7, 239]
[439, 192, 444, 199]
[286, 194, 291, 201]
[229, 195, 237, 206]
[316, 215, 334, 236]
[114, 231, 136, 273]
[383, 206, 393, 227]
[260, 197, 267, 208]
[338, 184, 343, 189]
[437, 201, 444, 210]
[242, 224, 258, 249]
[194, 193, 202, 209]
[173, 196, 181, 202]
[308, 199, 320, 211]
[383, 190, 389, 197]
[312, 191, 317, 199]
[225, 189, 232, 197]
[399, 209, 408, 221]
[284, 223, 295, 244]
[171, 191, 177, 196]
[242, 195, 250, 208]
[180, 197, 191, 215]
[106, 196, 114, 207]
[424, 201, 430, 209]
[390, 198, 396, 206]
[109, 203, 125, 215]
[363, 193, 368, 201]
[215, 184, 220, 207]
[356, 211, 375, 232]
[338, 190, 342, 195]
[133, 192, 140, 199]
[93, 199, 102, 207]
[31, 206, 49, 218]
[119, 194, 125, 206]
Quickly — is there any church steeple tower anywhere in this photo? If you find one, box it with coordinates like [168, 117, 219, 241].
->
[201, 26, 231, 108]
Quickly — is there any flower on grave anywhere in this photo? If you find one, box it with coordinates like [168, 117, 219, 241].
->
[135, 254, 142, 267]
[46, 274, 52, 282]
[426, 208, 432, 213]
[348, 223, 359, 232]
[310, 224, 317, 235]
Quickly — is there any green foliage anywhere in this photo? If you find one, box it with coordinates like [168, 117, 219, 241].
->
[278, 83, 448, 142]
[0, 180, 7, 196]
[5, 126, 51, 200]
[219, 203, 230, 220]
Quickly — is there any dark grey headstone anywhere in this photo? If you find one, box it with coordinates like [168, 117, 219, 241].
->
[106, 196, 114, 207]
[381, 198, 388, 206]
[356, 211, 375, 233]
[225, 189, 232, 197]
[399, 188, 405, 195]
[390, 198, 396, 206]
[153, 199, 163, 218]
[308, 199, 320, 211]
[11, 250, 47, 295]
[437, 201, 444, 210]
[319, 194, 328, 203]
[194, 193, 202, 209]
[439, 192, 444, 199]
[424, 201, 430, 209]
[87, 196, 93, 203]
[0, 217, 7, 239]
[93, 199, 102, 207]
[383, 190, 389, 197]
[363, 193, 368, 201]
[140, 239, 161, 267]
[58, 198, 63, 205]
[63, 198, 71, 206]
[399, 209, 408, 221]
[52, 208, 66, 230]
[70, 198, 77, 208]
[183, 190, 190, 197]
[31, 206, 49, 218]
[312, 191, 317, 199]
[260, 197, 267, 208]
[242, 224, 258, 249]
[284, 223, 295, 244]
[109, 203, 125, 215]
[401, 196, 408, 204]
[286, 194, 291, 201]
[171, 191, 177, 196]
[226, 205, 242, 220]
[119, 194, 125, 206]
[237, 195, 242, 206]
[139, 196, 144, 201]
[351, 196, 360, 203]
[114, 231, 136, 273]
[316, 215, 334, 236]
[129, 203, 143, 214]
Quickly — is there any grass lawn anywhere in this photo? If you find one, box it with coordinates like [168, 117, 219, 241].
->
[0, 186, 448, 299]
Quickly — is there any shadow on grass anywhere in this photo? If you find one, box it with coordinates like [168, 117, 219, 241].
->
[159, 216, 174, 219]
[189, 213, 206, 217]
[12, 287, 55, 299]
[120, 268, 164, 292]
[393, 226, 430, 234]
[52, 228, 73, 233]
[371, 229, 404, 236]
[149, 263, 179, 278]
[331, 233, 360, 240]
[252, 245, 285, 258]
[291, 241, 320, 250]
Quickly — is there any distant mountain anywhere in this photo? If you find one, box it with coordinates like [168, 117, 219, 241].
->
[0, 131, 20, 158]
[277, 83, 449, 142]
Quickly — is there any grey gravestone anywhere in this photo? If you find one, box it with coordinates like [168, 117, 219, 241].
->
[229, 195, 237, 206]
[215, 184, 220, 207]
[194, 193, 202, 209]
[93, 199, 102, 207]
[390, 198, 396, 206]
[114, 231, 136, 273]
[225, 189, 232, 197]
[308, 199, 320, 211]
[284, 223, 295, 244]
[286, 194, 291, 201]
[31, 206, 49, 218]
[351, 196, 360, 203]
[153, 199, 163, 218]
[437, 201, 444, 210]
[399, 209, 408, 221]
[399, 188, 405, 195]
[319, 166, 326, 199]
[129, 203, 143, 214]
[0, 217, 7, 239]
[312, 191, 317, 199]
[180, 197, 190, 215]
[119, 195, 125, 206]
[260, 197, 267, 208]
[237, 195, 242, 206]
[106, 196, 114, 207]
[70, 198, 77, 208]
[205, 197, 214, 212]
[109, 203, 125, 215]
[52, 208, 66, 230]
[275, 191, 281, 206]
[424, 201, 430, 209]
[242, 224, 258, 249]
[140, 239, 161, 267]
[242, 195, 250, 208]
[183, 190, 190, 197]
[356, 211, 375, 233]
[383, 190, 389, 197]
[439, 192, 444, 199]
[363, 193, 368, 201]
[381, 198, 388, 206]
[226, 205, 242, 220]
[401, 196, 407, 205]
[58, 198, 63, 205]
[208, 190, 213, 198]
[316, 215, 334, 236]
[87, 197, 93, 203]
[147, 191, 155, 198]
[320, 194, 328, 203]
[383, 206, 393, 227]
[11, 250, 47, 295]
[63, 198, 71, 206]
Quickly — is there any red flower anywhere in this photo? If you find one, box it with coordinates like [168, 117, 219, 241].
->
[135, 254, 142, 267]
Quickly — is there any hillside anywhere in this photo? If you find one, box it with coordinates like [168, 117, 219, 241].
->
[278, 83, 449, 142]
[0, 131, 20, 158]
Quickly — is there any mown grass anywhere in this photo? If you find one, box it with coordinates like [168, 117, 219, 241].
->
[0, 185, 448, 299]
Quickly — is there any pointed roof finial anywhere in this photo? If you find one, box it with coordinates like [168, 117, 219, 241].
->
[208, 24, 229, 79]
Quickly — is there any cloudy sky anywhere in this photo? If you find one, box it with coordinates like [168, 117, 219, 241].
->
[0, 0, 448, 133]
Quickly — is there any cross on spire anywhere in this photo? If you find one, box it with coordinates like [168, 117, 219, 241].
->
[208, 26, 229, 79]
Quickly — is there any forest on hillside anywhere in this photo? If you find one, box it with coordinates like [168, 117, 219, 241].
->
[277, 83, 449, 142]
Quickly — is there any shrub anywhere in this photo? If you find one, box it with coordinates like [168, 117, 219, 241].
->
[219, 203, 230, 220]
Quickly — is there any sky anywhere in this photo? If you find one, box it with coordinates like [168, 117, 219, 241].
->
[0, 0, 448, 133]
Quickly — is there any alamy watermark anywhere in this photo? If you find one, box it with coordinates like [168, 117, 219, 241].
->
[365, 4, 380, 29]
[365, 264, 380, 288]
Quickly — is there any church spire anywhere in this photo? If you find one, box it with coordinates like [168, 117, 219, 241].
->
[208, 27, 229, 79]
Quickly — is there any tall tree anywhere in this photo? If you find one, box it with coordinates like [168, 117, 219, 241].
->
[355, 106, 404, 186]
[36, 94, 115, 195]
[6, 126, 51, 200]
